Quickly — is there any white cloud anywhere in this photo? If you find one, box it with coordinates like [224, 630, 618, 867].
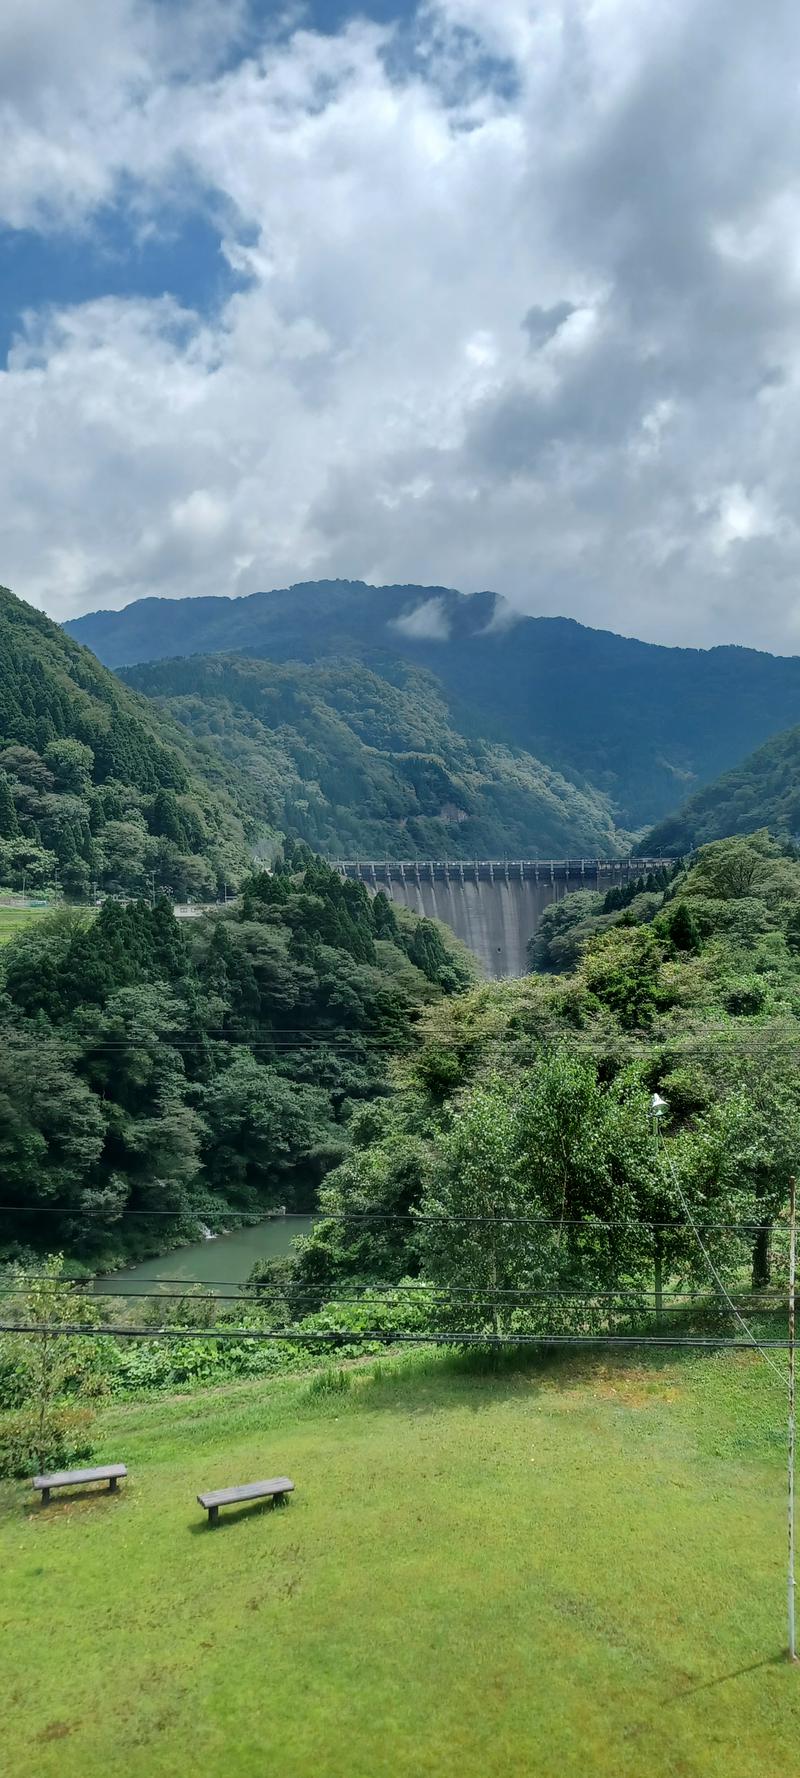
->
[706, 485, 781, 558]
[2, 0, 800, 649]
[391, 596, 452, 640]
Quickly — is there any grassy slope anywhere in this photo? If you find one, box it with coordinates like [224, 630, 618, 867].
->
[2, 1348, 798, 1778]
[0, 906, 46, 944]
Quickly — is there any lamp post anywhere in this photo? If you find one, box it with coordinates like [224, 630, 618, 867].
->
[650, 1094, 668, 1328]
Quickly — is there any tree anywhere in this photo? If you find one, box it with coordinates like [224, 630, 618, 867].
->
[583, 927, 662, 1029]
[417, 1054, 696, 1336]
[202, 1052, 334, 1207]
[0, 770, 19, 839]
[0, 1033, 107, 1229]
[663, 901, 701, 953]
[43, 738, 94, 796]
[0, 837, 58, 888]
[0, 1257, 105, 1475]
[418, 1079, 527, 1339]
[691, 832, 779, 901]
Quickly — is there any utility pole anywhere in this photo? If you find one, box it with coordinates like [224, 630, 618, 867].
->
[789, 1175, 797, 1663]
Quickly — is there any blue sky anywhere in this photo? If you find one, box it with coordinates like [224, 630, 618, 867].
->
[2, 0, 800, 651]
[0, 4, 416, 358]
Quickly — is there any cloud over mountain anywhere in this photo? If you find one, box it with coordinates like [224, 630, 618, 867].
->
[2, 0, 800, 648]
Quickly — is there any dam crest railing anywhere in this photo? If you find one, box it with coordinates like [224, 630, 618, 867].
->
[334, 858, 673, 887]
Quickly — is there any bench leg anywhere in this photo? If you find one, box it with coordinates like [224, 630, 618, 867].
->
[274, 1492, 286, 1507]
[41, 1487, 50, 1506]
[109, 1476, 118, 1492]
[208, 1504, 219, 1527]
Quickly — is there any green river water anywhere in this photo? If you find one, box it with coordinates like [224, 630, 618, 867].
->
[96, 1215, 315, 1298]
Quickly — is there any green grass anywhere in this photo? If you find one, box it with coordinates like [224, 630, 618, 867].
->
[0, 904, 48, 943]
[2, 1347, 799, 1778]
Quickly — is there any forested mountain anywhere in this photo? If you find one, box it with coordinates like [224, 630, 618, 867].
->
[67, 579, 800, 828]
[0, 850, 472, 1264]
[122, 653, 629, 859]
[0, 587, 262, 898]
[644, 725, 800, 854]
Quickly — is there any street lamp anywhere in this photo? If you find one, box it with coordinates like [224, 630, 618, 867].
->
[650, 1093, 668, 1326]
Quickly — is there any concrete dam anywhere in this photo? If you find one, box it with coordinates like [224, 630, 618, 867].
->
[335, 859, 668, 980]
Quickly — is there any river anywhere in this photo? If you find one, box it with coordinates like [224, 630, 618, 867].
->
[95, 1215, 315, 1298]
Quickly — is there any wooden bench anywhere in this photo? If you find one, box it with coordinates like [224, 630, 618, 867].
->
[197, 1477, 294, 1526]
[33, 1464, 127, 1505]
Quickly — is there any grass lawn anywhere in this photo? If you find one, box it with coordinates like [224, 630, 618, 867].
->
[2, 1346, 799, 1778]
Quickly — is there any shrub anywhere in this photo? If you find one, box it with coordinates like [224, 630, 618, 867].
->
[724, 977, 767, 1015]
[0, 1405, 95, 1480]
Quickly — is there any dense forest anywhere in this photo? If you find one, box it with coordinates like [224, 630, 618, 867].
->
[0, 587, 262, 898]
[4, 830, 800, 1451]
[291, 831, 800, 1317]
[123, 653, 628, 859]
[645, 724, 800, 853]
[0, 848, 472, 1266]
[67, 578, 800, 828]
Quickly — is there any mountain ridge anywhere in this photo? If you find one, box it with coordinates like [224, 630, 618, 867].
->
[66, 579, 800, 829]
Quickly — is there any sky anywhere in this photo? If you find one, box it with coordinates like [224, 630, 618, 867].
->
[3, 0, 800, 650]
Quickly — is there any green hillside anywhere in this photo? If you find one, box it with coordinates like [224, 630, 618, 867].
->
[67, 578, 800, 827]
[122, 652, 629, 858]
[0, 587, 260, 899]
[0, 849, 472, 1264]
[645, 724, 800, 853]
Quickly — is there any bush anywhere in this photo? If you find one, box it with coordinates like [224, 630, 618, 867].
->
[724, 977, 767, 1015]
[0, 1405, 95, 1480]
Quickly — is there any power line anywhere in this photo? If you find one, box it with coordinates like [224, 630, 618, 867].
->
[0, 1286, 787, 1310]
[0, 1205, 791, 1229]
[0, 1323, 792, 1348]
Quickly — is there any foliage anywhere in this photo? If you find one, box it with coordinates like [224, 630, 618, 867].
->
[298, 833, 800, 1314]
[528, 865, 684, 975]
[0, 585, 257, 898]
[646, 721, 800, 852]
[0, 1403, 95, 1480]
[0, 855, 471, 1262]
[121, 652, 629, 859]
[0, 1256, 106, 1475]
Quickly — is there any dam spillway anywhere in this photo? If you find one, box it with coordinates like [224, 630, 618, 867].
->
[335, 859, 670, 980]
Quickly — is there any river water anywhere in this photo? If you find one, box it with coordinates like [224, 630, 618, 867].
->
[96, 1215, 315, 1298]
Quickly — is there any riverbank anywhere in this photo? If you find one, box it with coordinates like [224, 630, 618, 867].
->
[2, 1341, 797, 1778]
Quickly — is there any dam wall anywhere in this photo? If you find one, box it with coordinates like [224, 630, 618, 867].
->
[335, 859, 669, 980]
